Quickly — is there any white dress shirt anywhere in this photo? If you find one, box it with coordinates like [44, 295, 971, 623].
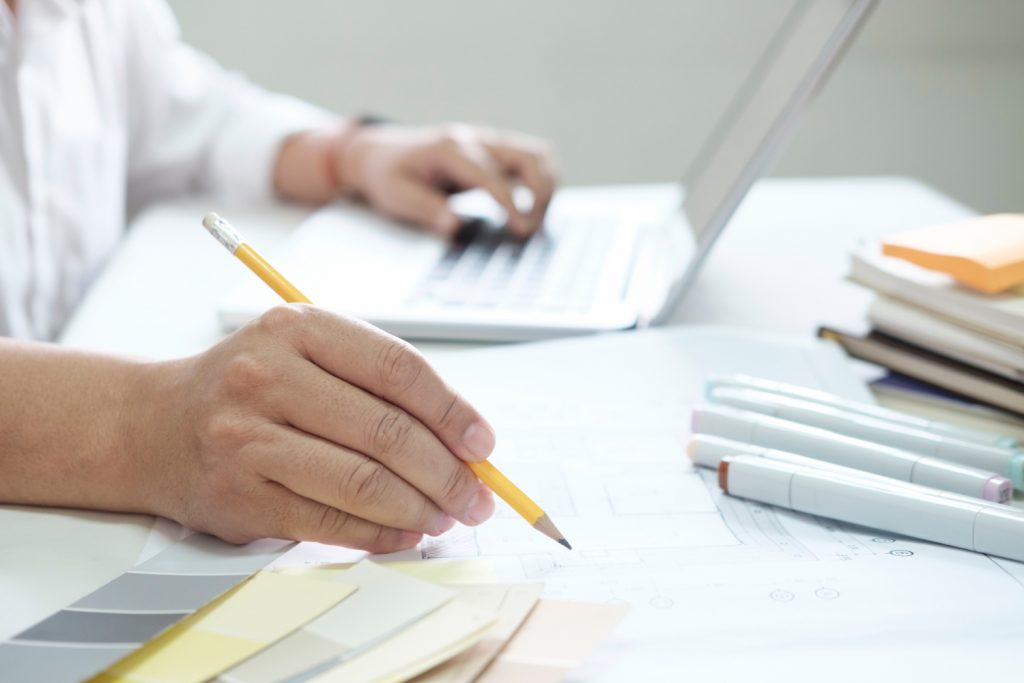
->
[0, 0, 332, 340]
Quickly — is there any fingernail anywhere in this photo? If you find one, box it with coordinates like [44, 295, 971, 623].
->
[466, 487, 495, 525]
[466, 485, 493, 524]
[462, 421, 495, 461]
[433, 514, 456, 536]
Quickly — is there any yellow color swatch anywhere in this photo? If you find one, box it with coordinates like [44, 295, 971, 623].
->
[382, 559, 498, 585]
[91, 572, 355, 683]
[882, 214, 1024, 293]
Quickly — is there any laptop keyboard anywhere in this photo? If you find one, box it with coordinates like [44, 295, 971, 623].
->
[405, 215, 617, 313]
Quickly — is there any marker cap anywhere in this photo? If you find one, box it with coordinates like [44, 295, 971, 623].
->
[1008, 452, 1024, 489]
[687, 434, 770, 469]
[691, 405, 757, 443]
[719, 456, 792, 508]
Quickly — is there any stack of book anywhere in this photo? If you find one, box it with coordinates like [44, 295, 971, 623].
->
[819, 235, 1024, 418]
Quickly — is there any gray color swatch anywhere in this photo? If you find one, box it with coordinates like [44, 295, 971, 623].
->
[0, 642, 135, 683]
[72, 571, 248, 612]
[17, 610, 182, 645]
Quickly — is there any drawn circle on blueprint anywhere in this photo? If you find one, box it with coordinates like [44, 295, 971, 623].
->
[769, 589, 795, 602]
[815, 587, 840, 600]
[889, 549, 914, 557]
[649, 596, 675, 609]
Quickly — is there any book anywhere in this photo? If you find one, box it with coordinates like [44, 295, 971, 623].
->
[849, 243, 1024, 347]
[867, 296, 1024, 382]
[817, 326, 1024, 417]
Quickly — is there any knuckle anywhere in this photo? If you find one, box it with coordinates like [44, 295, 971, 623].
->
[440, 463, 476, 505]
[256, 303, 310, 338]
[366, 408, 414, 459]
[375, 339, 424, 395]
[344, 459, 391, 508]
[200, 412, 263, 453]
[222, 352, 275, 394]
[313, 504, 354, 540]
[435, 395, 463, 434]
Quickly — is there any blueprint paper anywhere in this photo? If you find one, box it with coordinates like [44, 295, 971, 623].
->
[421, 326, 1024, 682]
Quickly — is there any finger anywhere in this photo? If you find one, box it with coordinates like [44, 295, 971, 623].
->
[252, 422, 456, 535]
[254, 480, 423, 553]
[378, 174, 462, 237]
[266, 354, 494, 526]
[485, 143, 556, 236]
[260, 305, 497, 464]
[433, 142, 528, 233]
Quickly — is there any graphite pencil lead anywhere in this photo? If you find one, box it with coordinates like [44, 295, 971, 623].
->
[533, 513, 572, 550]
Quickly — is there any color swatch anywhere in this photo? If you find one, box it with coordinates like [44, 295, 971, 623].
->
[0, 534, 292, 683]
[218, 561, 454, 683]
[92, 572, 355, 683]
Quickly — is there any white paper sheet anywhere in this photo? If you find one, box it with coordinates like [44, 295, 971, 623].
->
[418, 326, 1024, 682]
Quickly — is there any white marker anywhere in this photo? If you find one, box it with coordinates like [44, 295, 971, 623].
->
[687, 434, 1011, 509]
[705, 374, 1021, 450]
[691, 404, 1012, 503]
[717, 455, 1024, 563]
[708, 386, 1024, 488]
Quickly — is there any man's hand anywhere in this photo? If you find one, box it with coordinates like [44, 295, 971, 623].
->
[132, 305, 496, 553]
[274, 123, 556, 238]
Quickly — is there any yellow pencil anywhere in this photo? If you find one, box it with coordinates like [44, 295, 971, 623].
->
[202, 213, 571, 549]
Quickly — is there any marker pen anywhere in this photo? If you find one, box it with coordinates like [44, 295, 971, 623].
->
[691, 404, 1013, 503]
[718, 454, 1024, 563]
[708, 386, 1024, 488]
[687, 434, 1011, 509]
[705, 373, 1021, 450]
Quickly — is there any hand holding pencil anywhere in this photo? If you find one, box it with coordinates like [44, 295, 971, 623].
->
[201, 213, 570, 549]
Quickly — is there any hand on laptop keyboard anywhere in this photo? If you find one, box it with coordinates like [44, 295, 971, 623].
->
[339, 124, 555, 238]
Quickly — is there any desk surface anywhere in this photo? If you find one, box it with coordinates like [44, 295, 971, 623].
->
[3, 177, 979, 644]
[60, 176, 973, 358]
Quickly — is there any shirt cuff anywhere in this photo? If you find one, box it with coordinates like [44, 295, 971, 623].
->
[207, 90, 337, 203]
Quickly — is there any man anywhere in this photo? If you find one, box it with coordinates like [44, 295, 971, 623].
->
[0, 0, 556, 553]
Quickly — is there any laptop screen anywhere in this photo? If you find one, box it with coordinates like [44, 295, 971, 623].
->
[682, 0, 876, 249]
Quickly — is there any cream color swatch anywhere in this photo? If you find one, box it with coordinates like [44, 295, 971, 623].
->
[90, 572, 354, 683]
[219, 561, 453, 683]
[307, 598, 498, 683]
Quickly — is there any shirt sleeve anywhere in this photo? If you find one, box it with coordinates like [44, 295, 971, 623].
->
[121, 0, 336, 214]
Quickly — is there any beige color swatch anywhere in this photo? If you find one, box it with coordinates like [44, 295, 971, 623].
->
[475, 600, 629, 683]
[411, 583, 544, 683]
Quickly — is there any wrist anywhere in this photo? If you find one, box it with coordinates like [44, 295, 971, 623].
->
[327, 119, 373, 197]
[117, 359, 189, 517]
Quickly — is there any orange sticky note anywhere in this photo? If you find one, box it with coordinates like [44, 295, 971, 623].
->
[881, 214, 1024, 294]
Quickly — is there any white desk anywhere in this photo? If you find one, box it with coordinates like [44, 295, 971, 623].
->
[59, 176, 974, 359]
[0, 177, 982, 644]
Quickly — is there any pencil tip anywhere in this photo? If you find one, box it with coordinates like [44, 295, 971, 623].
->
[533, 514, 572, 550]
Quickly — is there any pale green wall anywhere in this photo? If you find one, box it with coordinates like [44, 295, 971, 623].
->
[167, 1, 1024, 212]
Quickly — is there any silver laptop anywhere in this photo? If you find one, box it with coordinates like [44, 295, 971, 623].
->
[219, 0, 876, 342]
